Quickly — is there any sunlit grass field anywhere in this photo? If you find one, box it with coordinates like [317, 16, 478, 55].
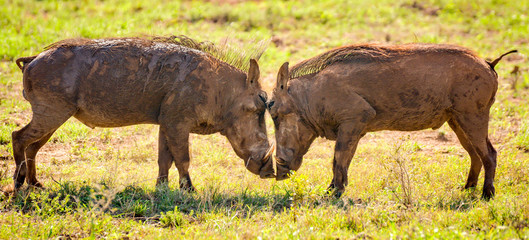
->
[1, 0, 528, 238]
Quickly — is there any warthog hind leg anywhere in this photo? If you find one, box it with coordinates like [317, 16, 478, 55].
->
[449, 113, 496, 200]
[448, 119, 482, 189]
[12, 104, 74, 191]
[24, 130, 57, 188]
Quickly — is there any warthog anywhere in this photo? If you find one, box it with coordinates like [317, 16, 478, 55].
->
[11, 36, 275, 192]
[268, 43, 516, 199]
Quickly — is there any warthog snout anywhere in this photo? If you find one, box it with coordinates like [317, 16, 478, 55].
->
[275, 156, 303, 181]
[274, 146, 298, 180]
[275, 157, 290, 181]
[246, 143, 276, 179]
[259, 155, 275, 179]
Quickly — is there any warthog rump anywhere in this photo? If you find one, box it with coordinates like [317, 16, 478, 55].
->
[11, 36, 275, 192]
[268, 43, 516, 200]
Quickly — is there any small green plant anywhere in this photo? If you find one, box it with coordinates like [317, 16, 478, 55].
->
[90, 184, 118, 214]
[30, 191, 74, 217]
[159, 206, 187, 228]
[281, 171, 326, 206]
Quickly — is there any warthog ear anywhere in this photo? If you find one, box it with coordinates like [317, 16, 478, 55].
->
[276, 62, 289, 91]
[247, 59, 260, 88]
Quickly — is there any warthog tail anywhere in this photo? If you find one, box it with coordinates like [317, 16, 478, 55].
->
[15, 56, 37, 72]
[487, 50, 518, 70]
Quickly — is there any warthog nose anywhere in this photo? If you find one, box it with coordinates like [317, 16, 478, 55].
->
[276, 173, 289, 181]
[275, 157, 290, 181]
[260, 171, 275, 179]
[275, 172, 290, 181]
[259, 163, 276, 178]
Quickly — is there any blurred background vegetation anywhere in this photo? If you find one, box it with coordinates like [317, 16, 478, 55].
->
[1, 0, 527, 89]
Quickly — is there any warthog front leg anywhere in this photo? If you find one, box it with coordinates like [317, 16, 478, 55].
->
[156, 127, 172, 186]
[159, 125, 195, 192]
[328, 122, 366, 198]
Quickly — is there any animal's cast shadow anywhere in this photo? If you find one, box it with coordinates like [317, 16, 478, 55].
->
[2, 179, 481, 222]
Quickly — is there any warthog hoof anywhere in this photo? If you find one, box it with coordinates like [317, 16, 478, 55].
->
[482, 186, 495, 201]
[464, 181, 478, 189]
[180, 183, 196, 193]
[183, 186, 196, 193]
[326, 183, 344, 198]
[29, 181, 44, 189]
[14, 181, 24, 191]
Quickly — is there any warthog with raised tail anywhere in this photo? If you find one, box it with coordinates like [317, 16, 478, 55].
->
[268, 43, 516, 199]
[11, 36, 275, 192]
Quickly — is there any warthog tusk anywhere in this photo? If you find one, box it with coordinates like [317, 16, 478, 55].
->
[246, 142, 276, 168]
[263, 141, 276, 161]
[274, 154, 287, 165]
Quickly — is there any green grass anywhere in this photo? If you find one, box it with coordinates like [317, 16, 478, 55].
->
[1, 0, 528, 238]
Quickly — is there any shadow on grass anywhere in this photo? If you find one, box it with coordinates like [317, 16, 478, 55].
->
[1, 181, 339, 222]
[430, 188, 481, 212]
[1, 180, 485, 226]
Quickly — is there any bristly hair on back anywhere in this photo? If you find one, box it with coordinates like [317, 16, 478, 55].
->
[288, 43, 475, 79]
[44, 35, 269, 72]
[153, 35, 269, 72]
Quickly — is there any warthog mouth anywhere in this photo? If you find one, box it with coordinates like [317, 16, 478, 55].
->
[259, 142, 276, 179]
[275, 156, 290, 181]
[246, 142, 276, 178]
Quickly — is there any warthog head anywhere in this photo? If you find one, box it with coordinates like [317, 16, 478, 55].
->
[223, 59, 275, 179]
[269, 62, 317, 180]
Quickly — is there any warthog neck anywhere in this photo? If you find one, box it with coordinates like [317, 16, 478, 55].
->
[289, 82, 330, 139]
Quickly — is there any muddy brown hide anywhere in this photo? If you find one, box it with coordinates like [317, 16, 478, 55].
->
[11, 38, 274, 192]
[270, 43, 515, 199]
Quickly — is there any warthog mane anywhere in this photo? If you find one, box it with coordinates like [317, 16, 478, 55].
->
[44, 35, 269, 72]
[289, 43, 475, 79]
